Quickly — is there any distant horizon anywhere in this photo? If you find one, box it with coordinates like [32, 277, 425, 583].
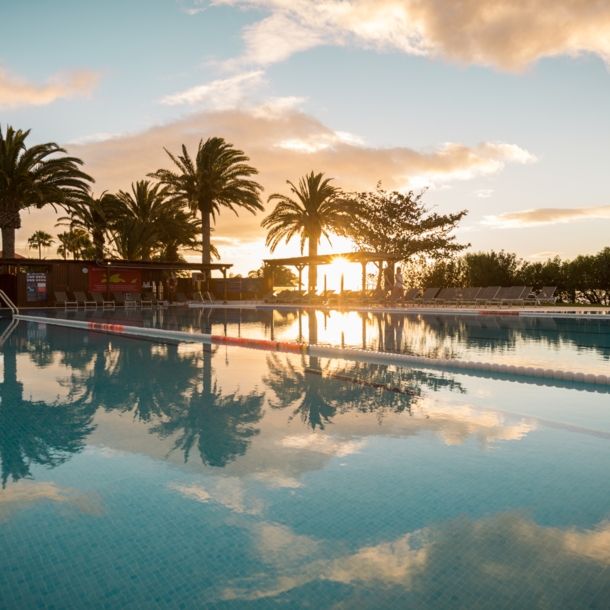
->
[2, 0, 610, 275]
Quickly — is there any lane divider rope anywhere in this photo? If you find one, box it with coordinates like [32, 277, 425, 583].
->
[14, 314, 609, 389]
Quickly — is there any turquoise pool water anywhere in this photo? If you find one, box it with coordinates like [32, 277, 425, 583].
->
[1, 316, 609, 608]
[23, 307, 610, 374]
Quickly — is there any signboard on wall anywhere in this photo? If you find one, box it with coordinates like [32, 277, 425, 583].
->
[26, 273, 47, 302]
[88, 267, 142, 292]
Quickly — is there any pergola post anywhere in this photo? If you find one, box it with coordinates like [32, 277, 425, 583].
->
[361, 261, 367, 293]
[222, 267, 227, 303]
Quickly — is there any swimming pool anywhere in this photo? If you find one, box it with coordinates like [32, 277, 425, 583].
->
[22, 307, 610, 375]
[1, 314, 609, 608]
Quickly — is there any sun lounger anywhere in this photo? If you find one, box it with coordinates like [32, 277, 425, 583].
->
[283, 290, 305, 304]
[113, 292, 127, 306]
[262, 290, 276, 303]
[455, 287, 481, 307]
[54, 291, 78, 310]
[308, 290, 334, 305]
[432, 287, 458, 307]
[401, 287, 421, 306]
[485, 287, 511, 308]
[131, 292, 153, 308]
[189, 291, 205, 303]
[473, 286, 501, 308]
[124, 294, 137, 309]
[535, 286, 558, 306]
[74, 291, 97, 309]
[499, 286, 527, 307]
[414, 287, 440, 306]
[143, 291, 160, 307]
[503, 286, 533, 307]
[91, 292, 115, 309]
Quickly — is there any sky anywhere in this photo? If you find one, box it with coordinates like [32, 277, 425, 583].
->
[2, 0, 610, 280]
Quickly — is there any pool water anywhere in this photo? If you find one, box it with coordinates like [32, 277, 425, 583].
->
[25, 307, 610, 375]
[1, 317, 609, 608]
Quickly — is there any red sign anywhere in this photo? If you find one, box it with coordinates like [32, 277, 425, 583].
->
[88, 267, 142, 293]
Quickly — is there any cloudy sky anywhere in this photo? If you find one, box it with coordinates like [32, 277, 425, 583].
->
[2, 0, 610, 273]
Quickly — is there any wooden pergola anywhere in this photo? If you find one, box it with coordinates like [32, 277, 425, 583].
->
[263, 251, 401, 291]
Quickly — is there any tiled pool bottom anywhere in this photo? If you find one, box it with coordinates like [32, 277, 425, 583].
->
[1, 320, 610, 608]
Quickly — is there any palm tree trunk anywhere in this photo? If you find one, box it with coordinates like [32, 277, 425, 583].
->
[201, 209, 211, 265]
[38, 243, 42, 259]
[308, 236, 318, 292]
[1, 227, 16, 259]
[93, 229, 104, 260]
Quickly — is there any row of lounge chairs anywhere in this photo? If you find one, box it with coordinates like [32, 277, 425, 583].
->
[54, 290, 224, 310]
[55, 291, 155, 309]
[262, 286, 558, 308]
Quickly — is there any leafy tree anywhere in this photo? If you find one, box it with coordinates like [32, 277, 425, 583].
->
[56, 191, 117, 259]
[462, 250, 521, 287]
[0, 125, 93, 258]
[27, 230, 55, 259]
[341, 185, 468, 278]
[262, 172, 353, 291]
[517, 256, 567, 299]
[149, 137, 264, 265]
[248, 264, 297, 287]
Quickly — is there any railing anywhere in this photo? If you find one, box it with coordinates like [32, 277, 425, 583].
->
[0, 290, 19, 316]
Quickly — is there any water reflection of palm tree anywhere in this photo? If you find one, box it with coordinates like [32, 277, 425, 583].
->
[264, 350, 465, 430]
[67, 333, 265, 467]
[264, 355, 338, 430]
[0, 332, 95, 487]
[152, 347, 264, 467]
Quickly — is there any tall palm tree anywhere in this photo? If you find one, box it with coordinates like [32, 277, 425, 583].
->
[56, 191, 116, 259]
[149, 137, 264, 265]
[27, 230, 55, 259]
[262, 172, 352, 291]
[0, 125, 93, 258]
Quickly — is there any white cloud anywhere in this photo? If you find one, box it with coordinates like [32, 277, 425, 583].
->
[529, 251, 562, 259]
[0, 67, 100, 110]
[211, 0, 610, 71]
[160, 70, 266, 107]
[474, 188, 494, 198]
[280, 434, 366, 457]
[484, 205, 610, 228]
[70, 103, 535, 241]
[67, 132, 125, 145]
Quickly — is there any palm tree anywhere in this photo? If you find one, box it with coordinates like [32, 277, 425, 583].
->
[27, 230, 55, 259]
[0, 125, 93, 258]
[109, 181, 172, 260]
[149, 137, 264, 265]
[262, 171, 352, 291]
[56, 191, 116, 259]
[56, 229, 92, 260]
[107, 180, 205, 261]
